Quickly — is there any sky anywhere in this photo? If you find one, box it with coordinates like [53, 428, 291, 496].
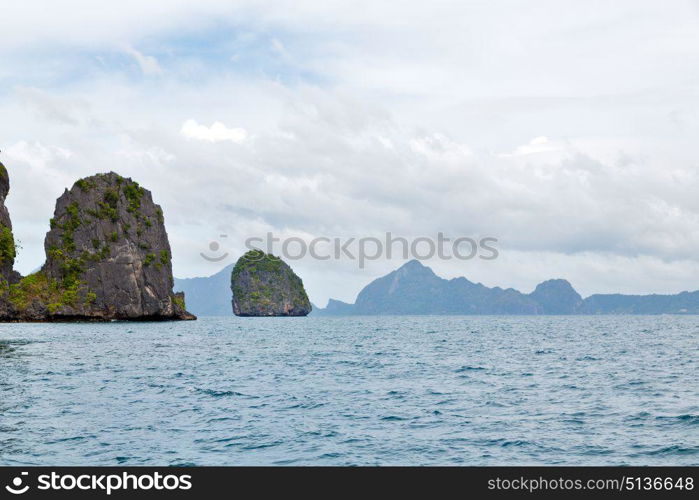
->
[2, 0, 699, 306]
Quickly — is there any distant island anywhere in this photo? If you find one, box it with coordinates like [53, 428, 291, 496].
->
[315, 260, 699, 315]
[176, 258, 699, 317]
[174, 264, 235, 316]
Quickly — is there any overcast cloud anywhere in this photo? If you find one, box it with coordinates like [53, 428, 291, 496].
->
[1, 0, 699, 305]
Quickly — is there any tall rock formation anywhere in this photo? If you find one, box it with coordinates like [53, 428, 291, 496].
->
[0, 161, 21, 319]
[4, 172, 195, 321]
[231, 251, 312, 316]
[0, 161, 19, 284]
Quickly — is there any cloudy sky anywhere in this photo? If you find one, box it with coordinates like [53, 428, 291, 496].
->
[2, 0, 699, 305]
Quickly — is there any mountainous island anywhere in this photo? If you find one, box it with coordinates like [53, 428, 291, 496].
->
[230, 250, 312, 316]
[315, 260, 699, 315]
[176, 258, 699, 317]
[174, 264, 234, 316]
[0, 164, 194, 322]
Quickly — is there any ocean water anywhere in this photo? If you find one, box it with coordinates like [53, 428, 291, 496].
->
[0, 315, 697, 466]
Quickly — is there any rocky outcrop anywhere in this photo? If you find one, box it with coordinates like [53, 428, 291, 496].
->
[0, 162, 21, 319]
[3, 171, 195, 321]
[0, 162, 19, 284]
[231, 251, 311, 316]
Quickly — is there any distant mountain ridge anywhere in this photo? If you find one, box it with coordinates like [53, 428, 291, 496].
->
[174, 264, 234, 316]
[177, 259, 699, 316]
[314, 260, 699, 315]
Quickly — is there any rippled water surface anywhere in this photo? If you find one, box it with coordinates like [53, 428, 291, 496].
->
[1, 316, 697, 465]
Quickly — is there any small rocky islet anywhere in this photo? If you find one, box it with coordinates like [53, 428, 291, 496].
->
[231, 250, 312, 317]
[0, 164, 195, 321]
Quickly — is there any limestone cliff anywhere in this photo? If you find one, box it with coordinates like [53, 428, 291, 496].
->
[0, 162, 21, 319]
[231, 251, 311, 317]
[3, 172, 195, 321]
[0, 162, 18, 284]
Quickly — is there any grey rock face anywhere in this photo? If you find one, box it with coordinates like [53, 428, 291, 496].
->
[0, 162, 21, 319]
[42, 173, 194, 320]
[0, 162, 19, 284]
[231, 251, 311, 316]
[3, 172, 195, 321]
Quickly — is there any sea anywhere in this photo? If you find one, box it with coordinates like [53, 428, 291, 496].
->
[0, 315, 697, 466]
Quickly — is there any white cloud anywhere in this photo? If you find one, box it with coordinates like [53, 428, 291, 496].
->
[180, 120, 249, 144]
[502, 136, 563, 157]
[2, 1, 699, 304]
[122, 44, 162, 76]
[5, 141, 73, 168]
[410, 133, 473, 160]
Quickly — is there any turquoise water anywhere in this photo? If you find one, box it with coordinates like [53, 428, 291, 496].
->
[0, 316, 697, 466]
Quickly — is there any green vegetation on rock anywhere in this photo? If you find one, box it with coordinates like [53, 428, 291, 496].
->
[3, 271, 94, 315]
[123, 182, 145, 214]
[1, 170, 195, 321]
[231, 250, 311, 316]
[172, 294, 186, 311]
[74, 178, 95, 192]
[144, 253, 156, 267]
[0, 225, 16, 265]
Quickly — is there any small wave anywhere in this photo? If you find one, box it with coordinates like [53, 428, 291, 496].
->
[625, 411, 651, 422]
[206, 417, 240, 424]
[500, 440, 531, 448]
[580, 446, 613, 456]
[0, 345, 17, 356]
[643, 445, 699, 456]
[0, 339, 36, 346]
[562, 384, 582, 390]
[241, 441, 283, 450]
[387, 390, 406, 396]
[454, 366, 486, 372]
[655, 414, 699, 426]
[302, 430, 339, 438]
[194, 388, 246, 398]
[46, 436, 91, 444]
[284, 402, 326, 410]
